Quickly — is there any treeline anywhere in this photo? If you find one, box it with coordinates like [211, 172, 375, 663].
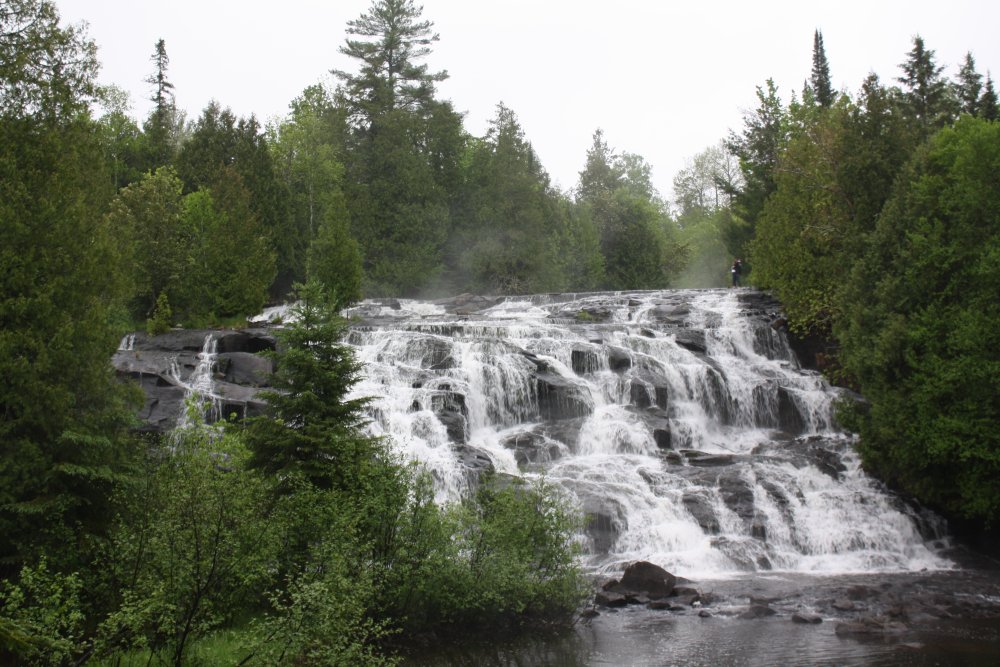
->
[728, 32, 1000, 525]
[1, 1, 587, 663]
[94, 4, 687, 330]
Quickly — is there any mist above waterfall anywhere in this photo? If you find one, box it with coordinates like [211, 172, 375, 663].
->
[344, 289, 952, 579]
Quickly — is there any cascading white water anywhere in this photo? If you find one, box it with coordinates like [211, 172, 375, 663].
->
[345, 289, 952, 578]
[171, 333, 222, 429]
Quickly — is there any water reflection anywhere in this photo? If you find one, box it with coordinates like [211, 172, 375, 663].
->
[403, 610, 1000, 667]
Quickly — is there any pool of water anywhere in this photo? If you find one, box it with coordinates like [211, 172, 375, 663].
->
[401, 569, 1000, 666]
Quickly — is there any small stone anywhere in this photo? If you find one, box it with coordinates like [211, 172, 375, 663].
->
[698, 610, 712, 618]
[832, 599, 856, 612]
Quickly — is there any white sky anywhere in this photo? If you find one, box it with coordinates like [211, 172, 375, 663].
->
[57, 0, 999, 201]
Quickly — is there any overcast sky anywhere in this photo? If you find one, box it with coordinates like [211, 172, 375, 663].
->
[57, 0, 1000, 200]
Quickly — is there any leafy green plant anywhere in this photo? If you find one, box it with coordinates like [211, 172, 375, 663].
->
[145, 291, 172, 336]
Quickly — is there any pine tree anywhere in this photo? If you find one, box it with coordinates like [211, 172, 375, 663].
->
[245, 281, 378, 493]
[1, 0, 136, 572]
[334, 0, 462, 296]
[333, 0, 448, 124]
[724, 79, 785, 258]
[810, 30, 834, 108]
[897, 35, 954, 132]
[954, 52, 983, 116]
[980, 73, 999, 121]
[142, 39, 177, 169]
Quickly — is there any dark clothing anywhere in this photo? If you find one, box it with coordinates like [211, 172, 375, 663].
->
[731, 261, 742, 287]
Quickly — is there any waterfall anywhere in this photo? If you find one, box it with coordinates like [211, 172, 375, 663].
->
[345, 289, 951, 577]
[118, 333, 135, 351]
[171, 333, 222, 429]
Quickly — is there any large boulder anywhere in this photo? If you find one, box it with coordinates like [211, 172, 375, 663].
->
[615, 561, 677, 599]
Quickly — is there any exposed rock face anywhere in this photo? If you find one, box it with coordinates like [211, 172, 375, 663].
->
[113, 328, 276, 433]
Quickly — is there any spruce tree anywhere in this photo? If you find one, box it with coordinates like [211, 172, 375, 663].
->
[1, 0, 136, 573]
[334, 0, 463, 296]
[810, 30, 834, 108]
[897, 35, 954, 132]
[245, 281, 378, 493]
[954, 52, 983, 116]
[142, 39, 177, 169]
[980, 74, 999, 121]
[333, 0, 447, 123]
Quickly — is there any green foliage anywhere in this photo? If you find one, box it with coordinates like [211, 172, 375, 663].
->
[140, 39, 178, 170]
[306, 197, 363, 308]
[175, 102, 289, 298]
[810, 30, 834, 108]
[0, 0, 98, 121]
[96, 425, 276, 665]
[371, 472, 586, 635]
[145, 292, 172, 336]
[897, 35, 956, 134]
[577, 129, 684, 289]
[334, 0, 447, 122]
[452, 104, 569, 294]
[246, 281, 377, 491]
[837, 117, 1000, 523]
[0, 559, 86, 665]
[724, 78, 786, 259]
[106, 166, 187, 318]
[0, 1, 137, 576]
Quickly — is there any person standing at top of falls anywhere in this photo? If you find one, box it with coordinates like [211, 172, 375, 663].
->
[731, 258, 743, 287]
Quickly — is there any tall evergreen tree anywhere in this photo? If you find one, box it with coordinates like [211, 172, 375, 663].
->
[810, 29, 834, 108]
[1, 0, 136, 573]
[897, 35, 954, 133]
[954, 52, 983, 116]
[980, 73, 999, 121]
[454, 103, 565, 294]
[245, 281, 379, 492]
[724, 79, 785, 261]
[333, 0, 447, 123]
[334, 0, 463, 296]
[142, 39, 177, 169]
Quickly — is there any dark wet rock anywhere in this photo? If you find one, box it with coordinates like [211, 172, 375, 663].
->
[455, 446, 494, 480]
[792, 612, 823, 624]
[674, 329, 707, 354]
[739, 604, 777, 619]
[501, 430, 564, 466]
[216, 330, 276, 354]
[607, 348, 633, 372]
[647, 600, 671, 610]
[619, 561, 677, 599]
[217, 352, 272, 387]
[625, 593, 651, 605]
[579, 607, 600, 619]
[571, 348, 601, 375]
[585, 512, 619, 554]
[683, 451, 736, 467]
[653, 428, 672, 449]
[698, 609, 712, 618]
[682, 492, 721, 534]
[775, 387, 806, 434]
[431, 391, 468, 444]
[832, 599, 856, 612]
[718, 475, 757, 526]
[536, 373, 592, 420]
[630, 381, 653, 408]
[420, 337, 457, 370]
[595, 590, 627, 607]
[654, 386, 669, 410]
